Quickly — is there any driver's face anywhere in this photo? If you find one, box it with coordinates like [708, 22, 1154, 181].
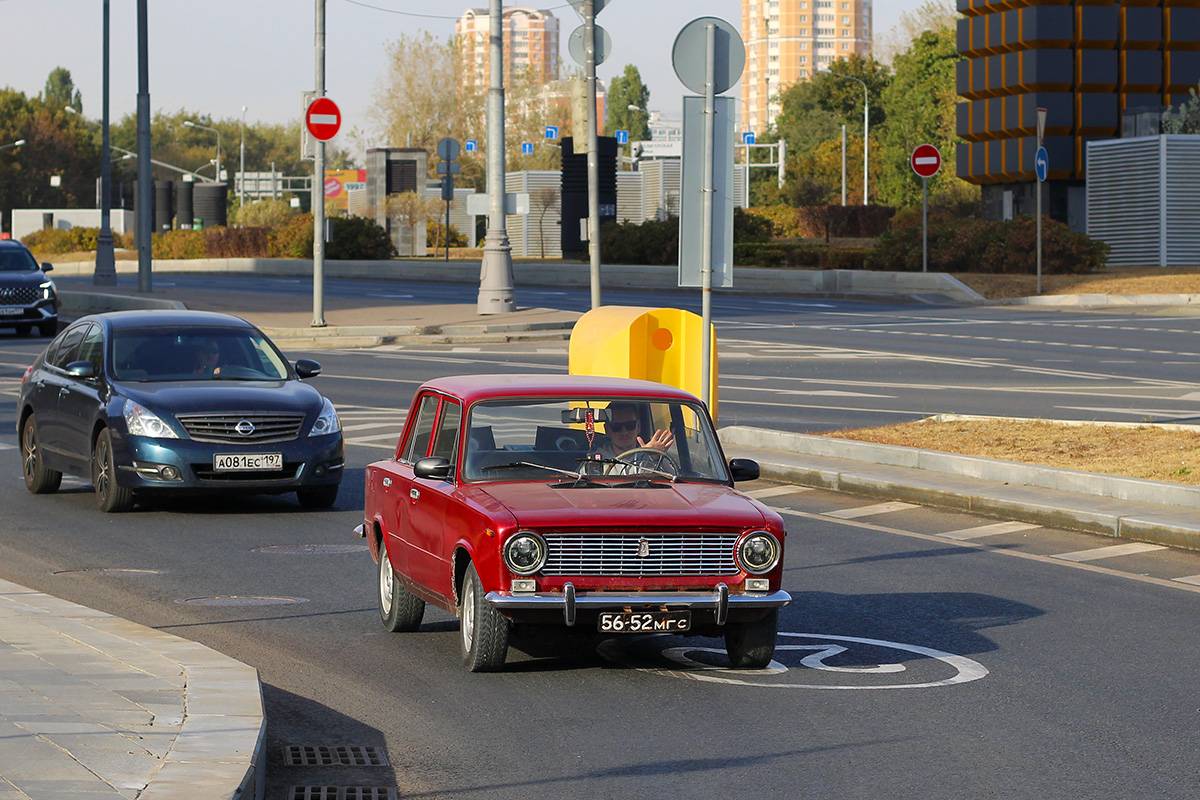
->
[608, 411, 640, 449]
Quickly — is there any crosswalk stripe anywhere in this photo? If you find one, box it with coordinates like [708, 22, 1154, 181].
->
[1052, 543, 1167, 562]
[744, 486, 814, 499]
[824, 501, 917, 520]
[939, 521, 1042, 541]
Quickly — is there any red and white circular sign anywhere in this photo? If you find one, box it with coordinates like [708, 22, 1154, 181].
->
[324, 177, 343, 198]
[911, 143, 941, 178]
[306, 97, 341, 141]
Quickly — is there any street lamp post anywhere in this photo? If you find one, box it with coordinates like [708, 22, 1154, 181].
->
[239, 106, 247, 209]
[819, 68, 869, 205]
[183, 120, 221, 184]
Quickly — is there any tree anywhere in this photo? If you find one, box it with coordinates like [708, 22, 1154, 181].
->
[530, 187, 558, 258]
[42, 68, 82, 114]
[386, 191, 438, 257]
[605, 65, 650, 141]
[1163, 81, 1200, 134]
[873, 0, 958, 65]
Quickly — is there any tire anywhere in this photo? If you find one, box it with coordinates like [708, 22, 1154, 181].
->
[297, 484, 339, 509]
[91, 428, 134, 513]
[378, 541, 424, 632]
[724, 608, 779, 669]
[21, 415, 61, 494]
[459, 563, 509, 672]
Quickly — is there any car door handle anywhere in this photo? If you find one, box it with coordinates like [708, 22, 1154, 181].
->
[410, 489, 420, 500]
[382, 477, 391, 488]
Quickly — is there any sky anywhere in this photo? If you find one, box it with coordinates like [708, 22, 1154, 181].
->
[2, 0, 924, 147]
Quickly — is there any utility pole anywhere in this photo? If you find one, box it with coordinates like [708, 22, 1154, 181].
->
[312, 0, 326, 327]
[136, 0, 151, 292]
[477, 0, 516, 314]
[94, 0, 116, 286]
[584, 0, 601, 309]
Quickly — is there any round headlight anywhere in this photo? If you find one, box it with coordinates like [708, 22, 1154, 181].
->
[737, 531, 781, 575]
[503, 531, 547, 575]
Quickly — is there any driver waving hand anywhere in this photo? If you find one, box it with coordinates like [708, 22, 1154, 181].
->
[597, 402, 674, 464]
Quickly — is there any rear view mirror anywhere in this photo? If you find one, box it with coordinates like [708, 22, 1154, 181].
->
[295, 359, 322, 379]
[65, 360, 95, 379]
[41, 262, 54, 272]
[728, 458, 760, 482]
[562, 407, 610, 424]
[414, 456, 452, 480]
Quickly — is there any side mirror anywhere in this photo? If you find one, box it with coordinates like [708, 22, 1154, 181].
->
[295, 359, 322, 379]
[414, 456, 452, 481]
[728, 458, 760, 482]
[41, 262, 54, 272]
[65, 360, 96, 379]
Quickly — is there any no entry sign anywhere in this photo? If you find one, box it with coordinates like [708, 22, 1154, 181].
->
[910, 143, 941, 178]
[306, 97, 341, 141]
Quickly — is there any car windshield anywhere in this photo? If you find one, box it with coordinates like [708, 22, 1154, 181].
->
[0, 248, 39, 271]
[110, 326, 291, 382]
[462, 397, 728, 483]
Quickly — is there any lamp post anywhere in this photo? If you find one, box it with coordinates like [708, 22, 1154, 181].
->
[239, 106, 247, 209]
[183, 120, 221, 184]
[0, 140, 24, 238]
[819, 68, 869, 205]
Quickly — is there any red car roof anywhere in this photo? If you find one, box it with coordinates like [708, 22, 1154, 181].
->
[417, 374, 703, 406]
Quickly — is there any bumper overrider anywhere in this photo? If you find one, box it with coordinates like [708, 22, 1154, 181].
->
[485, 583, 791, 626]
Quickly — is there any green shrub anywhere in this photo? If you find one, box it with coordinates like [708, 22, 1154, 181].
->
[202, 226, 271, 258]
[232, 199, 295, 228]
[151, 230, 206, 259]
[797, 204, 896, 238]
[425, 220, 467, 249]
[22, 226, 105, 254]
[733, 208, 775, 243]
[268, 213, 314, 258]
[327, 215, 396, 260]
[600, 218, 679, 266]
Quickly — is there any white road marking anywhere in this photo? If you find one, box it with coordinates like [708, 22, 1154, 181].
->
[824, 501, 917, 519]
[0, 443, 15, 451]
[340, 422, 400, 432]
[1173, 575, 1200, 586]
[536, 348, 566, 354]
[939, 521, 1041, 541]
[345, 431, 403, 443]
[745, 486, 814, 499]
[1052, 543, 1167, 562]
[452, 347, 481, 353]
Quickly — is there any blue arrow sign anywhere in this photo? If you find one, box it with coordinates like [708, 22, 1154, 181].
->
[521, 142, 534, 155]
[545, 126, 558, 140]
[615, 129, 629, 144]
[465, 139, 478, 152]
[743, 131, 756, 145]
[1035, 146, 1049, 182]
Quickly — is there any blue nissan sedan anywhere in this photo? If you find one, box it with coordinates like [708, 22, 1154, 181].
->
[17, 310, 343, 512]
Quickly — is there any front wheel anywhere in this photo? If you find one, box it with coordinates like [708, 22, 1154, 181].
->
[459, 563, 509, 672]
[21, 415, 61, 494]
[724, 608, 778, 669]
[378, 542, 424, 632]
[92, 428, 134, 513]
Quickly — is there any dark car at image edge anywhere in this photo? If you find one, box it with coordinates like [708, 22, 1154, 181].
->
[0, 239, 59, 337]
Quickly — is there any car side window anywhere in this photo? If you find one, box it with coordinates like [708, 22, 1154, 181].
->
[49, 324, 88, 370]
[401, 395, 440, 464]
[431, 401, 461, 462]
[75, 324, 104, 376]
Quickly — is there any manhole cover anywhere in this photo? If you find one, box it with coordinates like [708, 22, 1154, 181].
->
[53, 568, 162, 575]
[176, 596, 309, 607]
[288, 788, 395, 800]
[253, 545, 369, 555]
[284, 746, 389, 767]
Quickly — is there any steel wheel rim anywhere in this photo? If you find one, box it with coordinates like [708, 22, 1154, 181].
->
[22, 422, 37, 482]
[94, 437, 111, 500]
[461, 578, 476, 650]
[379, 548, 394, 615]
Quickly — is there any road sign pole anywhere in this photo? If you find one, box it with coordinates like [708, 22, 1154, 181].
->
[700, 22, 716, 411]
[922, 177, 928, 273]
[585, 0, 601, 310]
[312, 0, 326, 327]
[1036, 107, 1046, 296]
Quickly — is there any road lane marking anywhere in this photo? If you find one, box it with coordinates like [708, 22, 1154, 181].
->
[1052, 543, 1167, 562]
[0, 443, 14, 451]
[345, 431, 403, 443]
[824, 501, 917, 519]
[1173, 575, 1200, 586]
[744, 486, 815, 499]
[939, 521, 1041, 541]
[340, 422, 401, 432]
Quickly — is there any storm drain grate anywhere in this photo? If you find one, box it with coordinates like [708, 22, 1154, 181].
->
[284, 746, 389, 767]
[288, 788, 395, 800]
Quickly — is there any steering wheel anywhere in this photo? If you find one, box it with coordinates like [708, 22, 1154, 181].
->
[610, 447, 680, 477]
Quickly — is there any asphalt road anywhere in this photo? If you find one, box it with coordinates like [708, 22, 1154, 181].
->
[3, 290, 1200, 798]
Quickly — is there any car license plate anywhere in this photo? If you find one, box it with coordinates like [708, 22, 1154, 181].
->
[0, 307, 22, 316]
[598, 610, 691, 633]
[214, 453, 283, 471]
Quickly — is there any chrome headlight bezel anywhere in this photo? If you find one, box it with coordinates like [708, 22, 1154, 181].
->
[503, 530, 548, 576]
[308, 397, 341, 437]
[122, 400, 180, 439]
[736, 530, 781, 575]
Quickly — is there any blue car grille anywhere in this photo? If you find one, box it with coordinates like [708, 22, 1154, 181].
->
[175, 412, 306, 444]
[0, 286, 38, 306]
[542, 533, 741, 577]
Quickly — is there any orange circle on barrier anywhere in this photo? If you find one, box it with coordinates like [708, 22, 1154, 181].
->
[652, 327, 673, 351]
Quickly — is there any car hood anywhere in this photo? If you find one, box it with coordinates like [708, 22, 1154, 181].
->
[471, 480, 771, 530]
[116, 379, 324, 415]
[0, 270, 48, 289]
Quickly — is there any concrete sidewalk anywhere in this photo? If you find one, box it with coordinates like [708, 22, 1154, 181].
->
[0, 579, 263, 800]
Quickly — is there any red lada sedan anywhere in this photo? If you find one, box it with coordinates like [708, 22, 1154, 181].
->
[357, 374, 790, 672]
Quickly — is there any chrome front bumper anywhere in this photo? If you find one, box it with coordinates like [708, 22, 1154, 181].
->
[485, 582, 791, 626]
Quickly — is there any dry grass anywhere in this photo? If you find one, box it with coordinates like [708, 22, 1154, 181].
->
[954, 266, 1200, 300]
[822, 418, 1200, 485]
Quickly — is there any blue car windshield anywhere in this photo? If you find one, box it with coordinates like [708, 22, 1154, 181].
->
[110, 327, 290, 382]
[0, 249, 39, 271]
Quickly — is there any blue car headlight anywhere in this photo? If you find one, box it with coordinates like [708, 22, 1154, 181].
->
[123, 400, 180, 439]
[309, 398, 340, 437]
[40, 280, 56, 301]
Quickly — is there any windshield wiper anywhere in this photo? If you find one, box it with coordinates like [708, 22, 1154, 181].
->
[581, 457, 679, 483]
[482, 461, 580, 477]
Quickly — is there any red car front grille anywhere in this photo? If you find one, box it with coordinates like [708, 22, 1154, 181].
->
[542, 532, 740, 577]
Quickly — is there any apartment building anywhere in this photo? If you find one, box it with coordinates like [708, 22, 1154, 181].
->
[457, 6, 561, 89]
[741, 0, 874, 132]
